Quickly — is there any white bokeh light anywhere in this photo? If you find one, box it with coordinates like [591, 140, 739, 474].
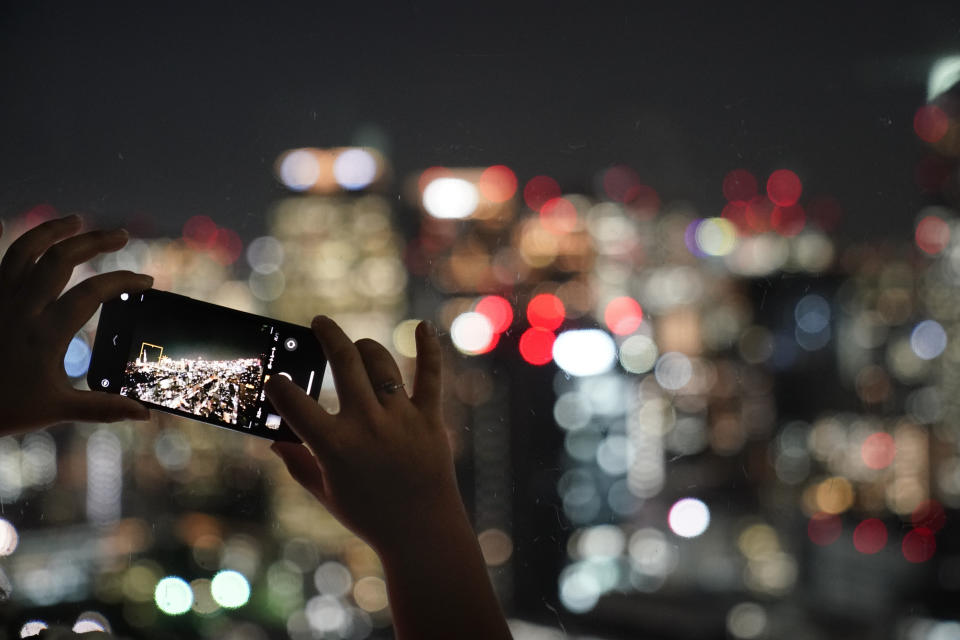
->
[423, 177, 479, 219]
[654, 352, 693, 390]
[911, 320, 947, 360]
[279, 149, 321, 191]
[553, 329, 617, 377]
[450, 312, 495, 355]
[668, 497, 710, 538]
[333, 148, 378, 190]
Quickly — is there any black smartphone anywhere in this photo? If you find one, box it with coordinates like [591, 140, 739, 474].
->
[87, 289, 324, 442]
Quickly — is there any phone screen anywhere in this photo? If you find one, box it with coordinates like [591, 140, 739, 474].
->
[88, 289, 324, 442]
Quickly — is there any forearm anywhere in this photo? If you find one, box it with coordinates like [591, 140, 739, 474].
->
[377, 504, 512, 640]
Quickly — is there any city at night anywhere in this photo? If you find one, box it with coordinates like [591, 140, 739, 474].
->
[1, 3, 959, 639]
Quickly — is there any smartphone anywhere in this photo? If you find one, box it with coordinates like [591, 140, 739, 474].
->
[87, 289, 324, 442]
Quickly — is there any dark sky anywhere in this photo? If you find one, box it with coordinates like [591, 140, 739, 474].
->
[130, 293, 266, 362]
[1, 2, 958, 242]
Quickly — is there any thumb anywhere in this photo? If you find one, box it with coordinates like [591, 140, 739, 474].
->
[62, 390, 150, 423]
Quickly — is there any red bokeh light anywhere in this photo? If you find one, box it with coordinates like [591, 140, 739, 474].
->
[604, 297, 644, 335]
[211, 227, 243, 265]
[860, 432, 896, 470]
[539, 197, 578, 234]
[721, 201, 750, 233]
[771, 204, 806, 237]
[914, 105, 950, 144]
[852, 518, 887, 554]
[911, 500, 946, 532]
[902, 527, 936, 563]
[807, 512, 842, 546]
[474, 330, 500, 355]
[745, 196, 774, 232]
[479, 165, 518, 203]
[523, 175, 562, 212]
[766, 169, 803, 207]
[475, 295, 514, 334]
[722, 169, 759, 203]
[183, 215, 218, 250]
[526, 293, 565, 331]
[808, 195, 843, 231]
[626, 184, 661, 217]
[915, 215, 950, 255]
[519, 327, 556, 365]
[418, 166, 453, 194]
[602, 165, 641, 203]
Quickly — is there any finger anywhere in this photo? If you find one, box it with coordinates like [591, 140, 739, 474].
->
[60, 389, 150, 424]
[271, 441, 330, 505]
[310, 316, 381, 414]
[25, 228, 130, 309]
[264, 374, 338, 463]
[354, 338, 409, 408]
[46, 271, 153, 339]
[411, 321, 442, 414]
[0, 214, 82, 284]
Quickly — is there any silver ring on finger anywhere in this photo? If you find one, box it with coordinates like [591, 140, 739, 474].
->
[374, 380, 405, 394]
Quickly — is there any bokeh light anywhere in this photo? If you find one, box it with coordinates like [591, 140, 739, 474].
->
[902, 527, 936, 563]
[19, 622, 48, 638]
[852, 519, 887, 554]
[915, 215, 950, 255]
[539, 197, 578, 234]
[211, 570, 251, 609]
[695, 217, 738, 256]
[519, 327, 556, 365]
[910, 320, 947, 360]
[807, 512, 841, 546]
[861, 432, 896, 470]
[332, 148, 378, 190]
[450, 311, 497, 355]
[523, 175, 561, 211]
[766, 170, 802, 207]
[914, 105, 949, 143]
[154, 576, 193, 615]
[668, 498, 710, 538]
[475, 295, 514, 334]
[423, 177, 479, 219]
[553, 329, 617, 377]
[912, 500, 947, 532]
[604, 297, 643, 335]
[63, 335, 92, 378]
[0, 518, 18, 555]
[527, 293, 565, 330]
[478, 165, 518, 203]
[602, 165, 642, 203]
[618, 334, 658, 373]
[723, 169, 759, 203]
[278, 149, 321, 191]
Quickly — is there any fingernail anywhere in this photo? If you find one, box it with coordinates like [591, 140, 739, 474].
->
[139, 274, 154, 286]
[64, 214, 82, 224]
[422, 320, 437, 337]
[111, 228, 129, 238]
[311, 315, 328, 328]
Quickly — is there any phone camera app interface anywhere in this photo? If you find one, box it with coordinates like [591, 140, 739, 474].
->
[120, 294, 276, 430]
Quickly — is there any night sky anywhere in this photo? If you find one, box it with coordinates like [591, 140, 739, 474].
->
[1, 2, 958, 242]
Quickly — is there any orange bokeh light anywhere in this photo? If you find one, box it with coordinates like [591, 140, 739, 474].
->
[479, 165, 518, 203]
[539, 197, 578, 234]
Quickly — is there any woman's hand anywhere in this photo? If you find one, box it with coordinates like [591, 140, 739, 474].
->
[0, 215, 153, 434]
[265, 316, 462, 553]
[266, 316, 513, 640]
